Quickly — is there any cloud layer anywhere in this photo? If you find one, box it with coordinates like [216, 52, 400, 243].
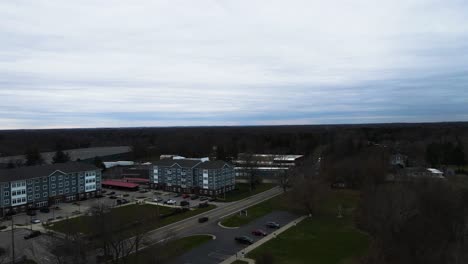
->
[1, 0, 468, 129]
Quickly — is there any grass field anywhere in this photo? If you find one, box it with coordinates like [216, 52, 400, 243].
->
[247, 190, 369, 264]
[221, 193, 289, 227]
[48, 203, 216, 237]
[125, 235, 213, 264]
[216, 183, 277, 202]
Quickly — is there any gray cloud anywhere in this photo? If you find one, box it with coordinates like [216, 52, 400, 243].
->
[1, 0, 468, 129]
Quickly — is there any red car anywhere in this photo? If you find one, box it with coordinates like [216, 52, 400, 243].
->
[252, 229, 268, 236]
[182, 194, 190, 199]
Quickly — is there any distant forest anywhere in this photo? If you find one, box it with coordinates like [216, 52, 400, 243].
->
[0, 123, 467, 166]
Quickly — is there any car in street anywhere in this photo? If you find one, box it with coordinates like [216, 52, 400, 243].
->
[31, 219, 41, 224]
[198, 216, 209, 223]
[24, 231, 41, 240]
[252, 229, 268, 236]
[39, 207, 50, 213]
[199, 196, 209, 201]
[266, 222, 281, 229]
[165, 199, 177, 205]
[235, 236, 254, 245]
[182, 194, 190, 199]
[180, 200, 190, 207]
[190, 195, 199, 200]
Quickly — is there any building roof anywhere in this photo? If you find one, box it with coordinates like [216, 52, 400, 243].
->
[0, 162, 99, 183]
[101, 180, 139, 188]
[153, 159, 202, 168]
[195, 160, 231, 169]
[103, 161, 135, 169]
[123, 177, 150, 183]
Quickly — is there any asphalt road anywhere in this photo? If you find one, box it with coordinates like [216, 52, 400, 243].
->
[170, 210, 298, 264]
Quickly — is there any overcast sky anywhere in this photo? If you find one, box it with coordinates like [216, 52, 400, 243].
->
[1, 0, 468, 129]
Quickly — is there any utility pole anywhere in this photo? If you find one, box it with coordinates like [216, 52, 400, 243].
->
[11, 215, 15, 264]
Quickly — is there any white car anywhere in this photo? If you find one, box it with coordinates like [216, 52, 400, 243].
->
[31, 219, 41, 224]
[165, 199, 176, 205]
[153, 197, 163, 203]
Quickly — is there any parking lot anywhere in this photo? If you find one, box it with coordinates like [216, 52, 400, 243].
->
[3, 187, 218, 227]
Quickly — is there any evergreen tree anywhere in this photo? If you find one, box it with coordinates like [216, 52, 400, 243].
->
[52, 150, 70, 163]
[25, 148, 44, 166]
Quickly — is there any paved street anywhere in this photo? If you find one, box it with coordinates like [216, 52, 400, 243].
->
[170, 211, 298, 264]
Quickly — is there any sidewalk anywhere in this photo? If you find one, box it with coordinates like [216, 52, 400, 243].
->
[221, 215, 308, 264]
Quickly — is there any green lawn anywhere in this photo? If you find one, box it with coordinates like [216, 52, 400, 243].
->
[125, 235, 213, 264]
[247, 190, 369, 264]
[216, 183, 277, 202]
[48, 203, 215, 238]
[221, 193, 289, 227]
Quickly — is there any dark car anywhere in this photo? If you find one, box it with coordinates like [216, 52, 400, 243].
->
[109, 196, 118, 199]
[109, 191, 116, 195]
[116, 199, 122, 204]
[252, 229, 268, 236]
[198, 217, 209, 223]
[235, 236, 254, 245]
[266, 222, 280, 229]
[123, 194, 130, 197]
[24, 231, 41, 240]
[199, 196, 209, 201]
[40, 207, 50, 213]
[101, 190, 107, 193]
[180, 200, 190, 207]
[182, 194, 190, 199]
[26, 210, 37, 216]
[198, 202, 209, 208]
[121, 199, 129, 204]
[190, 195, 199, 200]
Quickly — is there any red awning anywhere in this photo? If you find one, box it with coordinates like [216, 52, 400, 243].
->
[102, 180, 139, 188]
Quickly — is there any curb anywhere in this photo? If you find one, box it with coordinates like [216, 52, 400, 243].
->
[217, 221, 240, 229]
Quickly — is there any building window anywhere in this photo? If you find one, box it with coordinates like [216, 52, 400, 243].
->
[58, 175, 63, 181]
[51, 176, 56, 182]
[52, 191, 56, 196]
[4, 191, 9, 196]
[43, 192, 47, 198]
[65, 188, 69, 194]
[72, 187, 76, 192]
[35, 186, 39, 191]
[59, 190, 63, 195]
[35, 194, 40, 199]
[58, 183, 63, 188]
[51, 183, 56, 189]
[72, 181, 76, 185]
[43, 178, 47, 183]
[65, 181, 69, 186]
[43, 185, 47, 190]
[4, 199, 9, 205]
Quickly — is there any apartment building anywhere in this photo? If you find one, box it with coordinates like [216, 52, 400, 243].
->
[0, 162, 101, 216]
[233, 153, 304, 178]
[150, 159, 235, 196]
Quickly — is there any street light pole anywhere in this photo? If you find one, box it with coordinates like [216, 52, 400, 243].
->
[11, 215, 15, 264]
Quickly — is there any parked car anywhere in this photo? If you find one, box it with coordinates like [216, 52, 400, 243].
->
[39, 207, 50, 213]
[72, 211, 81, 215]
[108, 191, 116, 195]
[165, 199, 176, 205]
[53, 206, 61, 210]
[252, 229, 268, 236]
[153, 197, 163, 203]
[56, 216, 63, 220]
[180, 200, 190, 207]
[139, 190, 148, 193]
[26, 210, 37, 216]
[24, 231, 41, 240]
[123, 194, 130, 197]
[209, 197, 216, 202]
[116, 199, 123, 205]
[31, 219, 41, 224]
[198, 202, 209, 208]
[198, 217, 209, 223]
[182, 194, 190, 199]
[174, 193, 181, 197]
[109, 196, 117, 199]
[266, 222, 280, 229]
[190, 195, 199, 200]
[121, 199, 129, 204]
[235, 236, 254, 245]
[72, 202, 80, 206]
[199, 196, 209, 201]
[101, 190, 107, 193]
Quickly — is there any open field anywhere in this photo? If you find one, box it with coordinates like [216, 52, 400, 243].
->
[216, 183, 277, 202]
[247, 190, 369, 264]
[48, 203, 216, 238]
[125, 235, 213, 264]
